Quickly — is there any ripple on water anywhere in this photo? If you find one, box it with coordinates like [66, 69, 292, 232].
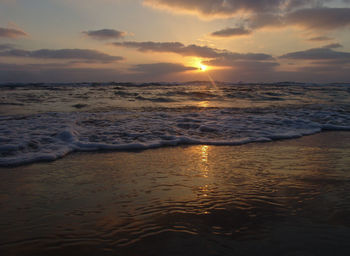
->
[0, 132, 350, 255]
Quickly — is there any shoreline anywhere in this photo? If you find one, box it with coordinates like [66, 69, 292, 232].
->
[1, 131, 350, 255]
[1, 130, 349, 168]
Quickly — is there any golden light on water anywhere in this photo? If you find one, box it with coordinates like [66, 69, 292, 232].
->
[198, 101, 210, 108]
[201, 145, 209, 178]
[201, 145, 209, 162]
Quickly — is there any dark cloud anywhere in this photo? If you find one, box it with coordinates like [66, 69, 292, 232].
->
[203, 54, 274, 69]
[1, 60, 348, 83]
[280, 46, 350, 61]
[113, 41, 220, 58]
[0, 48, 124, 62]
[114, 40, 276, 78]
[211, 27, 252, 37]
[0, 43, 15, 50]
[0, 63, 127, 83]
[113, 41, 273, 60]
[203, 57, 278, 68]
[144, 0, 348, 20]
[82, 29, 127, 40]
[0, 27, 27, 38]
[202, 53, 279, 76]
[145, 0, 350, 33]
[248, 13, 281, 29]
[307, 36, 333, 41]
[211, 64, 350, 83]
[322, 43, 342, 49]
[232, 61, 280, 72]
[132, 62, 197, 74]
[249, 8, 350, 30]
[285, 8, 350, 30]
[0, 62, 196, 83]
[224, 52, 273, 61]
[114, 41, 277, 77]
[144, 0, 311, 17]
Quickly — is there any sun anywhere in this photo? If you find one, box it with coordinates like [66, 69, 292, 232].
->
[200, 64, 207, 72]
[189, 59, 209, 72]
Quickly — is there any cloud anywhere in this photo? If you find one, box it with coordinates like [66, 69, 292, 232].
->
[203, 57, 278, 68]
[226, 52, 273, 61]
[1, 59, 348, 83]
[143, 0, 311, 18]
[0, 48, 124, 62]
[82, 29, 127, 40]
[113, 40, 277, 78]
[113, 41, 273, 60]
[144, 0, 350, 33]
[208, 56, 350, 82]
[114, 40, 277, 79]
[248, 13, 284, 29]
[232, 61, 279, 72]
[211, 27, 252, 37]
[249, 8, 350, 30]
[0, 26, 27, 38]
[0, 62, 196, 83]
[131, 62, 197, 74]
[208, 53, 274, 66]
[322, 43, 342, 49]
[206, 61, 281, 78]
[113, 41, 220, 58]
[285, 8, 350, 30]
[307, 36, 333, 41]
[0, 62, 127, 83]
[0, 43, 15, 50]
[280, 46, 350, 61]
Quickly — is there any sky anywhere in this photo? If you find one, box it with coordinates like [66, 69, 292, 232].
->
[0, 0, 350, 83]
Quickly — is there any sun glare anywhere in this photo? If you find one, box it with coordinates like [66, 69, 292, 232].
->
[200, 64, 207, 72]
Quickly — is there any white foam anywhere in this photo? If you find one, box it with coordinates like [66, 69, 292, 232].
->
[1, 107, 349, 166]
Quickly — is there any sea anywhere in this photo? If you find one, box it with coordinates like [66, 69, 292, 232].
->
[1, 81, 350, 255]
[1, 81, 350, 166]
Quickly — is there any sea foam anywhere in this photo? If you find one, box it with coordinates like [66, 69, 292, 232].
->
[1, 107, 349, 166]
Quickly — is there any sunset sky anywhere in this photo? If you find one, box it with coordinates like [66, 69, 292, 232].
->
[0, 0, 350, 83]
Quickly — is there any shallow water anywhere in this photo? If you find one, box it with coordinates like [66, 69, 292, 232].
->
[1, 82, 350, 166]
[1, 132, 350, 255]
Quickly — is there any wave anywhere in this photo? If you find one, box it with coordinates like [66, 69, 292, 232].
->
[1, 107, 349, 167]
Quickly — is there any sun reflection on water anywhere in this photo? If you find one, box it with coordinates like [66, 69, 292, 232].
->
[198, 101, 210, 108]
[201, 145, 209, 162]
[201, 145, 209, 178]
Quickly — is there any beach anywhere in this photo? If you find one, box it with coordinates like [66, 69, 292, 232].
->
[2, 0, 350, 255]
[1, 131, 350, 256]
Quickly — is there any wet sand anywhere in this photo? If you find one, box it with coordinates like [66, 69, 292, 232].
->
[1, 132, 350, 256]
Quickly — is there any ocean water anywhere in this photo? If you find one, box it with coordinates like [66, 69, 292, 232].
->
[0, 133, 350, 255]
[1, 82, 350, 255]
[1, 81, 350, 166]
